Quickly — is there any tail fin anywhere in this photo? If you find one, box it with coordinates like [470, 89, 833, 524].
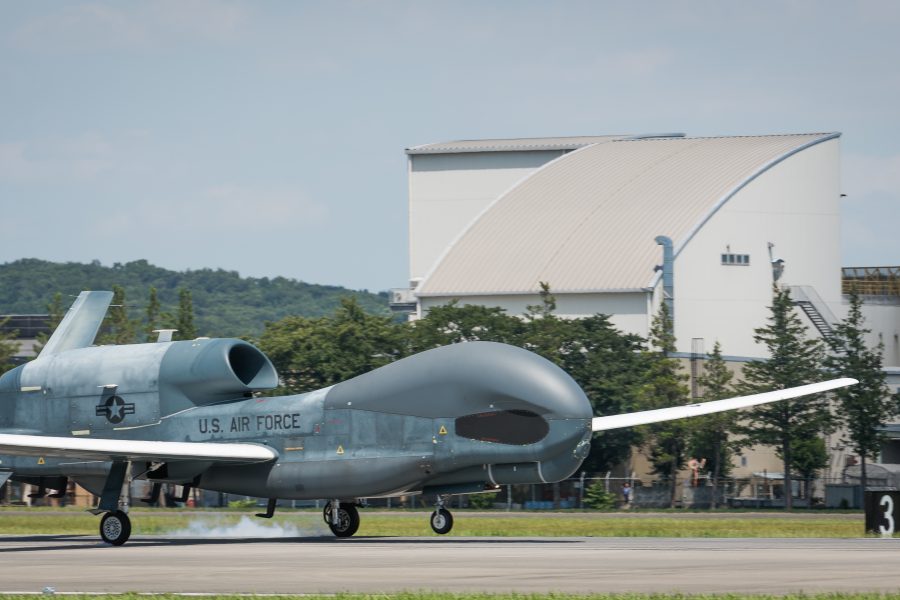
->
[39, 291, 113, 357]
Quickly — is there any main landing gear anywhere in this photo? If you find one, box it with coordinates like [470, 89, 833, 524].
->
[89, 462, 133, 545]
[323, 500, 360, 537]
[430, 496, 453, 535]
[99, 510, 132, 546]
[92, 462, 199, 546]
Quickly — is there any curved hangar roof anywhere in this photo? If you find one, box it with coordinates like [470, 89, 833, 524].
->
[417, 133, 839, 297]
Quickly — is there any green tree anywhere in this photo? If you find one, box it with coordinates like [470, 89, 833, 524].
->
[522, 282, 567, 367]
[824, 288, 900, 492]
[638, 303, 691, 508]
[98, 285, 139, 345]
[406, 301, 523, 350]
[33, 292, 66, 355]
[34, 292, 66, 354]
[258, 298, 405, 394]
[564, 314, 647, 476]
[791, 436, 829, 502]
[688, 341, 741, 508]
[175, 289, 197, 340]
[0, 317, 18, 374]
[583, 481, 617, 510]
[145, 286, 162, 341]
[740, 286, 832, 511]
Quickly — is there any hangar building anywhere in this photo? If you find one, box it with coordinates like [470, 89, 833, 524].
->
[397, 132, 897, 362]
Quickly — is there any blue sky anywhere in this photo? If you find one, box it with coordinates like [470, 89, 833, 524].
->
[1, 1, 898, 292]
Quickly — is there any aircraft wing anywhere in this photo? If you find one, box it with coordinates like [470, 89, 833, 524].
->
[591, 378, 857, 432]
[0, 433, 277, 463]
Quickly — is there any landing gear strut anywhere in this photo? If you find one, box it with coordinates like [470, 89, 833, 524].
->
[430, 496, 453, 534]
[91, 461, 132, 546]
[323, 500, 360, 538]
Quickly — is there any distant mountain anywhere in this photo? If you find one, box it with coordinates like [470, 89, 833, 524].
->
[0, 259, 390, 338]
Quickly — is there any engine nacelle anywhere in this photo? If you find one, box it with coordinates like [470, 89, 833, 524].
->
[18, 337, 278, 415]
[159, 338, 278, 405]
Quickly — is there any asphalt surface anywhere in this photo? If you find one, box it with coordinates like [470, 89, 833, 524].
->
[1, 535, 899, 594]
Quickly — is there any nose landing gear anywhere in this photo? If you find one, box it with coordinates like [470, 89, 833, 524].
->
[430, 496, 453, 534]
[323, 500, 360, 538]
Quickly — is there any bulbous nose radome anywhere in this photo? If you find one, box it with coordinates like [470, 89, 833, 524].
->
[326, 341, 593, 421]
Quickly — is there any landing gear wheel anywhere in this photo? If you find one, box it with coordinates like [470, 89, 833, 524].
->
[430, 508, 453, 534]
[325, 502, 360, 538]
[99, 510, 131, 546]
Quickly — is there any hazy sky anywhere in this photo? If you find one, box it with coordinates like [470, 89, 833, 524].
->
[1, 1, 898, 292]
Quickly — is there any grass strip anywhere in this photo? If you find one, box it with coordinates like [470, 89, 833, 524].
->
[0, 512, 873, 537]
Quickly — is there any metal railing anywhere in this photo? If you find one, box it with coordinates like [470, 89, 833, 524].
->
[788, 285, 838, 339]
[842, 266, 900, 297]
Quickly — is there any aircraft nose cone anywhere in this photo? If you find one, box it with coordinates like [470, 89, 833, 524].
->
[326, 341, 593, 420]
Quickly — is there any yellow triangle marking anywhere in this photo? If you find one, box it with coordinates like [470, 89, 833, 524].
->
[336, 445, 344, 455]
[438, 425, 448, 435]
[37, 457, 45, 465]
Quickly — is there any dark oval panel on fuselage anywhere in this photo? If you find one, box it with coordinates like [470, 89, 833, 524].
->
[455, 409, 549, 445]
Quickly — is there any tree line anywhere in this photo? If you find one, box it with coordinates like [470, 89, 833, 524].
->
[0, 258, 389, 337]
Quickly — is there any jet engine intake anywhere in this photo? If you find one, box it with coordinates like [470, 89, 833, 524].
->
[160, 339, 278, 404]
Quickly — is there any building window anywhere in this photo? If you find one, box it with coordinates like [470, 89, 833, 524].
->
[721, 253, 750, 266]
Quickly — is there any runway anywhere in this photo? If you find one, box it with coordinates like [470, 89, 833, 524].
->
[2, 535, 900, 594]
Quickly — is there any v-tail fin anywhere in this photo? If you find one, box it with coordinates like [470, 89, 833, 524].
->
[39, 291, 113, 357]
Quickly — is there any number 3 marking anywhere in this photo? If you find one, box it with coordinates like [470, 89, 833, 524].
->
[879, 495, 894, 535]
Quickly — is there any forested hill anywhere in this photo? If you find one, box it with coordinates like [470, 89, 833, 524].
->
[0, 259, 390, 338]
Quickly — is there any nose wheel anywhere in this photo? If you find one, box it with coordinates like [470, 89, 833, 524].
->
[99, 510, 132, 546]
[323, 501, 360, 538]
[430, 508, 453, 534]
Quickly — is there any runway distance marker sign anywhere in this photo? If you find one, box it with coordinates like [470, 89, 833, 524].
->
[865, 491, 900, 536]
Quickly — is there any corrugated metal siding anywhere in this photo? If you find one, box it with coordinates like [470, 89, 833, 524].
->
[406, 135, 623, 155]
[418, 134, 834, 296]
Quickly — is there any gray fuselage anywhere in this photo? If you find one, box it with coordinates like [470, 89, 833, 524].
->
[0, 340, 593, 501]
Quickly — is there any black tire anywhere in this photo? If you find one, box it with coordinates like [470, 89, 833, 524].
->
[99, 510, 131, 546]
[327, 503, 360, 538]
[430, 508, 453, 534]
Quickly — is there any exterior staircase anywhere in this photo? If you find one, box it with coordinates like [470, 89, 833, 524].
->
[788, 286, 836, 341]
[793, 300, 834, 339]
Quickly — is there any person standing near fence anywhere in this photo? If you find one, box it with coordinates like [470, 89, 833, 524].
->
[622, 482, 632, 507]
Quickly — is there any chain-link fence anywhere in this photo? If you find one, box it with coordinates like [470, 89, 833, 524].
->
[1, 474, 868, 510]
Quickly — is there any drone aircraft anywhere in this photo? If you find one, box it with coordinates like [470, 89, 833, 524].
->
[0, 292, 855, 545]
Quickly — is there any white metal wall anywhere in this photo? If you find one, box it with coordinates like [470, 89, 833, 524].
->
[408, 150, 564, 282]
[419, 292, 650, 338]
[674, 139, 842, 358]
[860, 304, 900, 368]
